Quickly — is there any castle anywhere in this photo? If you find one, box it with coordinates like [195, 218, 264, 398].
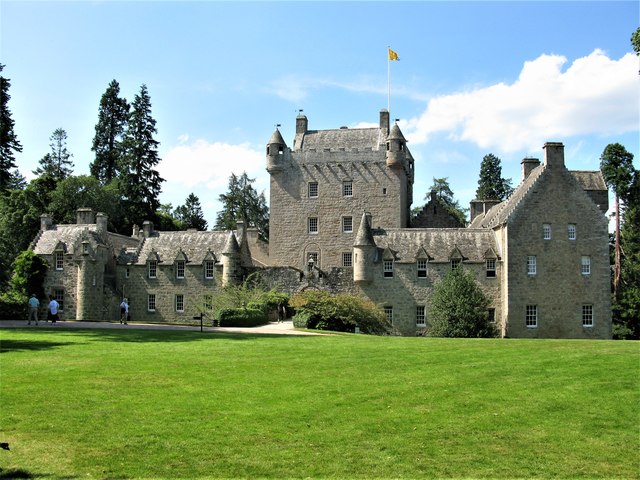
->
[31, 109, 612, 338]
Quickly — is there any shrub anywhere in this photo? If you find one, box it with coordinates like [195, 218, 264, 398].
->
[289, 290, 391, 335]
[0, 290, 28, 320]
[217, 308, 268, 327]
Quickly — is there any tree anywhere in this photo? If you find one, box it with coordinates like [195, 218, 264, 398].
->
[427, 267, 497, 338]
[215, 172, 269, 240]
[175, 193, 208, 231]
[120, 84, 164, 229]
[632, 26, 640, 57]
[475, 153, 514, 201]
[33, 128, 74, 180]
[0, 64, 23, 193]
[90, 79, 130, 185]
[428, 177, 468, 225]
[600, 143, 635, 299]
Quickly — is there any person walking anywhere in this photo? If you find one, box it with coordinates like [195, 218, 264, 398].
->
[48, 295, 59, 325]
[27, 294, 40, 325]
[120, 298, 129, 325]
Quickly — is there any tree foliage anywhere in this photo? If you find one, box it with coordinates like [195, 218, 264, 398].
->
[175, 193, 208, 231]
[475, 153, 514, 201]
[632, 27, 640, 57]
[120, 84, 164, 229]
[33, 128, 74, 180]
[215, 172, 269, 240]
[0, 64, 22, 193]
[90, 79, 130, 185]
[428, 267, 497, 338]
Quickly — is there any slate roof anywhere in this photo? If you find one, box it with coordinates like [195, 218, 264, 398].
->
[32, 225, 105, 255]
[570, 170, 607, 191]
[373, 228, 500, 263]
[299, 127, 384, 152]
[132, 230, 230, 265]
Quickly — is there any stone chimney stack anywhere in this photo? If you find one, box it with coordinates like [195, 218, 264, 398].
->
[296, 113, 308, 135]
[132, 224, 140, 238]
[76, 208, 95, 225]
[142, 221, 154, 238]
[521, 158, 541, 180]
[543, 142, 565, 169]
[40, 213, 53, 231]
[96, 213, 108, 235]
[379, 109, 390, 136]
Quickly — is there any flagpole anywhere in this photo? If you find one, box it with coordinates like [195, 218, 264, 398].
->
[387, 47, 391, 113]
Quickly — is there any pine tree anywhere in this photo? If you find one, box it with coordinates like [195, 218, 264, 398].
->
[215, 172, 269, 240]
[175, 193, 208, 231]
[33, 128, 74, 180]
[120, 84, 164, 228]
[0, 64, 23, 192]
[428, 177, 468, 225]
[475, 153, 514, 201]
[600, 143, 635, 300]
[90, 79, 130, 185]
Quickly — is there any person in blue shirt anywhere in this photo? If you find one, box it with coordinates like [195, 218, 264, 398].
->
[28, 294, 40, 325]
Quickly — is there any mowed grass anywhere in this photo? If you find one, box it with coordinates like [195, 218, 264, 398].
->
[0, 327, 638, 479]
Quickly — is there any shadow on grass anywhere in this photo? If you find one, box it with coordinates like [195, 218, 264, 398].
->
[0, 468, 80, 479]
[0, 338, 77, 354]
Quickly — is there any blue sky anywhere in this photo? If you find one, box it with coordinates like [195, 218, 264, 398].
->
[2, 1, 638, 229]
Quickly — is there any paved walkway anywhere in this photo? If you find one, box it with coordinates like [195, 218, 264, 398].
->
[0, 319, 323, 335]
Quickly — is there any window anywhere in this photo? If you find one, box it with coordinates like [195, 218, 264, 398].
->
[148, 294, 156, 312]
[342, 216, 353, 233]
[175, 294, 184, 313]
[82, 243, 89, 254]
[543, 224, 551, 240]
[527, 255, 537, 275]
[204, 295, 213, 312]
[148, 260, 157, 279]
[55, 252, 64, 270]
[581, 256, 591, 275]
[488, 308, 496, 323]
[416, 306, 426, 326]
[125, 268, 130, 279]
[417, 259, 428, 278]
[342, 252, 353, 267]
[343, 181, 353, 197]
[307, 252, 318, 265]
[450, 258, 461, 270]
[582, 305, 594, 327]
[568, 224, 576, 240]
[308, 217, 318, 234]
[383, 259, 394, 278]
[384, 306, 393, 324]
[204, 260, 214, 279]
[176, 260, 185, 279]
[486, 258, 496, 278]
[54, 289, 64, 311]
[308, 182, 318, 198]
[526, 305, 538, 328]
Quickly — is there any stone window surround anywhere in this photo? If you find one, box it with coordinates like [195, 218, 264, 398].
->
[582, 304, 594, 327]
[342, 252, 353, 267]
[308, 182, 318, 198]
[416, 305, 426, 326]
[343, 180, 353, 197]
[568, 223, 576, 240]
[581, 256, 591, 275]
[526, 305, 538, 328]
[543, 223, 551, 240]
[175, 294, 185, 313]
[308, 217, 318, 234]
[148, 294, 156, 312]
[527, 255, 537, 276]
[342, 216, 353, 233]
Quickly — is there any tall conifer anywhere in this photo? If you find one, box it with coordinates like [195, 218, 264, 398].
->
[475, 153, 513, 201]
[0, 64, 22, 192]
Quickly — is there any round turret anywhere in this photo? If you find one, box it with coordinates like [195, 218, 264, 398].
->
[221, 232, 241, 287]
[353, 212, 376, 284]
[385, 123, 406, 168]
[266, 128, 287, 173]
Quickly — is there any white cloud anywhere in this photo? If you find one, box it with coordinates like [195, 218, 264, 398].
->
[403, 50, 639, 153]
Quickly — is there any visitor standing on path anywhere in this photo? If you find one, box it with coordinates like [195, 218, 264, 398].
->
[120, 298, 129, 325]
[27, 294, 40, 325]
[48, 295, 59, 325]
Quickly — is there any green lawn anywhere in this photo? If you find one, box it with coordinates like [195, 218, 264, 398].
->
[0, 327, 638, 479]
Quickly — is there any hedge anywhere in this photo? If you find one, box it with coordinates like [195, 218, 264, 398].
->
[217, 308, 268, 328]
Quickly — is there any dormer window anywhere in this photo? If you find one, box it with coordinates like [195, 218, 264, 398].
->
[82, 243, 89, 255]
[176, 260, 185, 279]
[55, 252, 64, 270]
[383, 259, 394, 278]
[450, 258, 461, 270]
[486, 258, 496, 278]
[148, 260, 157, 279]
[204, 260, 214, 279]
[417, 259, 428, 278]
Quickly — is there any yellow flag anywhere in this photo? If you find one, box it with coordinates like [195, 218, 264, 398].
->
[388, 48, 399, 61]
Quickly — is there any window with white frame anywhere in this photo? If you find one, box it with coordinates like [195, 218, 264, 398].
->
[342, 216, 353, 233]
[486, 258, 496, 278]
[568, 224, 576, 240]
[176, 260, 185, 279]
[55, 252, 64, 270]
[526, 305, 538, 328]
[543, 224, 551, 240]
[308, 182, 318, 198]
[384, 306, 393, 324]
[308, 217, 318, 234]
[307, 252, 318, 266]
[582, 304, 593, 327]
[125, 268, 130, 279]
[342, 252, 353, 267]
[175, 294, 184, 313]
[416, 305, 426, 326]
[581, 256, 591, 275]
[148, 294, 156, 312]
[383, 259, 394, 277]
[527, 255, 537, 275]
[204, 260, 214, 279]
[417, 259, 428, 278]
[148, 260, 157, 279]
[343, 181, 353, 197]
[54, 288, 64, 311]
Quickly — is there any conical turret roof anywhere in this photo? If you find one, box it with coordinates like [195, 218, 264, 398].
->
[268, 128, 286, 146]
[354, 212, 376, 247]
[222, 231, 240, 254]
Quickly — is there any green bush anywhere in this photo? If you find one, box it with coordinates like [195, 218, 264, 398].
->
[0, 290, 28, 320]
[289, 290, 391, 335]
[217, 308, 268, 327]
